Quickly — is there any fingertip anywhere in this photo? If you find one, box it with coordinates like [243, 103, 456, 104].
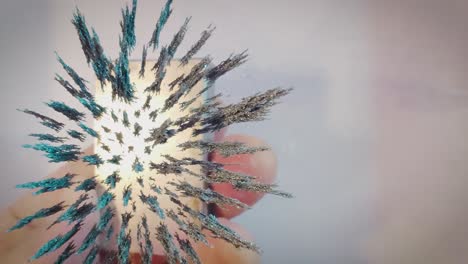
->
[211, 134, 277, 184]
[195, 218, 260, 264]
[217, 217, 255, 241]
[210, 134, 277, 219]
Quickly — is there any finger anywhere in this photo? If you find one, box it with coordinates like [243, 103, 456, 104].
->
[0, 220, 94, 264]
[1, 146, 94, 231]
[127, 218, 260, 264]
[0, 146, 96, 262]
[3, 155, 94, 225]
[209, 134, 277, 219]
[195, 217, 260, 264]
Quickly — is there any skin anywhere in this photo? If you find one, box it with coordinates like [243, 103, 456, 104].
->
[0, 132, 277, 264]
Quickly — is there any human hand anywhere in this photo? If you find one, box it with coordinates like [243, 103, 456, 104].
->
[0, 132, 277, 264]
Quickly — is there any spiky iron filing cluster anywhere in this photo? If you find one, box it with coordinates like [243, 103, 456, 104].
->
[12, 0, 292, 263]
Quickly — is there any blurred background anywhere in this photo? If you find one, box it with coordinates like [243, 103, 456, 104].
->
[1, 0, 468, 263]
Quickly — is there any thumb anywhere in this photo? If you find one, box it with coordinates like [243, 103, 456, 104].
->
[0, 146, 97, 263]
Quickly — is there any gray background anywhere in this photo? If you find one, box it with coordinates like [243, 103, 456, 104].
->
[0, 1, 371, 263]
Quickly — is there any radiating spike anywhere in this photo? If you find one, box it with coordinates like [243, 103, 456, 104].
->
[139, 191, 165, 219]
[194, 88, 292, 135]
[170, 181, 250, 209]
[23, 143, 81, 163]
[149, 0, 173, 49]
[132, 157, 144, 173]
[78, 207, 114, 253]
[16, 173, 76, 195]
[72, 8, 112, 87]
[178, 140, 269, 157]
[120, 0, 138, 52]
[75, 177, 97, 192]
[117, 212, 133, 264]
[8, 201, 65, 232]
[97, 190, 115, 209]
[167, 17, 191, 60]
[79, 122, 100, 138]
[111, 109, 119, 122]
[180, 25, 215, 66]
[56, 54, 93, 99]
[67, 129, 86, 142]
[156, 223, 182, 264]
[19, 109, 65, 132]
[205, 51, 248, 84]
[83, 246, 99, 264]
[176, 234, 202, 264]
[49, 194, 93, 228]
[29, 133, 67, 143]
[123, 185, 132, 206]
[145, 47, 169, 94]
[32, 222, 82, 260]
[107, 155, 122, 165]
[133, 122, 142, 136]
[46, 101, 85, 122]
[122, 110, 130, 127]
[82, 154, 104, 167]
[145, 119, 175, 147]
[54, 242, 76, 264]
[139, 44, 148, 78]
[105, 171, 121, 189]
